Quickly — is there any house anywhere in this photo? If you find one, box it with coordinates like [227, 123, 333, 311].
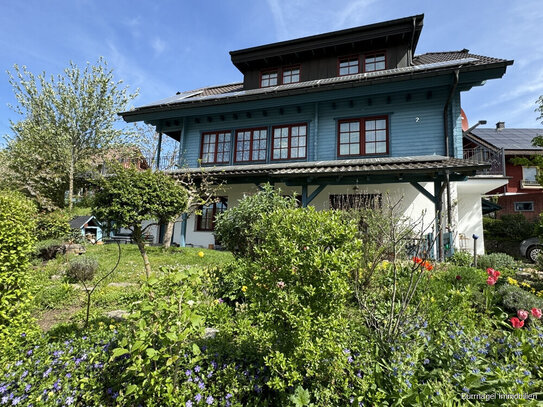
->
[69, 215, 103, 242]
[464, 122, 543, 220]
[119, 14, 512, 258]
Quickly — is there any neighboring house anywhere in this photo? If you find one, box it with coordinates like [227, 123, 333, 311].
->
[464, 122, 543, 220]
[69, 215, 103, 242]
[120, 14, 512, 257]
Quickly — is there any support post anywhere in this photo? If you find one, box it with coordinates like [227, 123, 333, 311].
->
[156, 132, 163, 170]
[434, 179, 444, 261]
[301, 184, 308, 207]
[180, 213, 188, 247]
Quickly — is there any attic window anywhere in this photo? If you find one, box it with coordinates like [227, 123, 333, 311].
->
[260, 70, 278, 87]
[338, 56, 359, 76]
[364, 52, 386, 72]
[282, 66, 300, 84]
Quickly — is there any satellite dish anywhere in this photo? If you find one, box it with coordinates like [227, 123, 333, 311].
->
[461, 108, 469, 132]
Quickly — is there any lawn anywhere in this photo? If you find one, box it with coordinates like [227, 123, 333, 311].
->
[29, 244, 233, 330]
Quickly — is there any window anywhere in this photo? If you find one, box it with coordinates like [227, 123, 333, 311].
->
[196, 197, 228, 231]
[338, 116, 388, 156]
[272, 124, 307, 160]
[514, 201, 534, 212]
[338, 56, 359, 76]
[329, 194, 382, 210]
[201, 131, 231, 164]
[364, 52, 386, 72]
[235, 128, 267, 162]
[523, 167, 538, 184]
[260, 70, 278, 87]
[282, 66, 300, 84]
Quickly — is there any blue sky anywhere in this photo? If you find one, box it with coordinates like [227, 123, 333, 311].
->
[1, 0, 542, 146]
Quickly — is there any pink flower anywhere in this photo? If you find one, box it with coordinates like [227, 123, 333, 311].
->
[531, 308, 542, 319]
[517, 309, 529, 321]
[486, 268, 501, 279]
[486, 276, 496, 286]
[277, 281, 285, 289]
[510, 317, 524, 329]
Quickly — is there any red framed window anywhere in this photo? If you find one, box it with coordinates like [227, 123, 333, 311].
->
[272, 124, 307, 160]
[196, 197, 228, 231]
[201, 131, 231, 164]
[338, 55, 359, 76]
[260, 70, 278, 87]
[282, 66, 300, 84]
[364, 52, 386, 72]
[235, 128, 267, 162]
[338, 116, 388, 156]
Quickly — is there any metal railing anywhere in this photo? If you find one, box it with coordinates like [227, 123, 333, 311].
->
[98, 154, 180, 174]
[463, 147, 505, 175]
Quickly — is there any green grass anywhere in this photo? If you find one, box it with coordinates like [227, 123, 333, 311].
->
[29, 243, 233, 329]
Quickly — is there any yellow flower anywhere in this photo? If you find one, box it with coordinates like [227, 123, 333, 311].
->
[241, 285, 247, 292]
[430, 297, 435, 303]
[198, 251, 205, 258]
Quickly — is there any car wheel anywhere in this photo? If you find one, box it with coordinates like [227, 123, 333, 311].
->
[527, 245, 543, 263]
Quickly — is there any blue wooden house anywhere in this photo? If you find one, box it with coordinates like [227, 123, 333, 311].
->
[120, 14, 512, 258]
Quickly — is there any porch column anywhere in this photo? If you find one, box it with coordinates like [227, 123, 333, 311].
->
[180, 213, 188, 247]
[156, 131, 163, 170]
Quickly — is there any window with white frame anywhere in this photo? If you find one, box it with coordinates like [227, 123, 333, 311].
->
[522, 167, 538, 185]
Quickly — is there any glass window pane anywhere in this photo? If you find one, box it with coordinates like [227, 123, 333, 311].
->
[366, 121, 376, 130]
[340, 145, 349, 155]
[376, 120, 386, 129]
[376, 143, 386, 153]
[366, 144, 376, 154]
[350, 145, 359, 155]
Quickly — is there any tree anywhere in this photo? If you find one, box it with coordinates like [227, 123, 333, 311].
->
[6, 58, 137, 210]
[92, 166, 187, 278]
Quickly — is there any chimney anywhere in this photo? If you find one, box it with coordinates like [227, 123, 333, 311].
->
[496, 121, 505, 130]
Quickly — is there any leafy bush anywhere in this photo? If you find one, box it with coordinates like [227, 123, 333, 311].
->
[497, 284, 543, 314]
[483, 214, 536, 241]
[0, 190, 37, 343]
[449, 250, 473, 267]
[35, 210, 72, 241]
[477, 252, 517, 271]
[214, 184, 297, 257]
[66, 257, 99, 282]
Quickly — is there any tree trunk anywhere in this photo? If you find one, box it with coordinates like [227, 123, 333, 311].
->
[68, 157, 74, 211]
[133, 225, 152, 279]
[162, 221, 175, 249]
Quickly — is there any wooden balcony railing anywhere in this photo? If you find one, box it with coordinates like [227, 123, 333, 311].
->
[463, 147, 505, 175]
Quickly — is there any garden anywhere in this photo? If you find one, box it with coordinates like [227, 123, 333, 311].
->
[1, 184, 543, 406]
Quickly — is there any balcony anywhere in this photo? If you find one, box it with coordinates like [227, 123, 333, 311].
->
[463, 147, 504, 176]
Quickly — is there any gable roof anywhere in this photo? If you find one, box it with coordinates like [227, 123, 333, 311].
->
[69, 216, 100, 229]
[468, 128, 543, 153]
[413, 50, 509, 67]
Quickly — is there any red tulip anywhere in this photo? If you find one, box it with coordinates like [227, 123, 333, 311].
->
[486, 276, 497, 286]
[531, 308, 542, 319]
[510, 317, 524, 329]
[413, 256, 423, 264]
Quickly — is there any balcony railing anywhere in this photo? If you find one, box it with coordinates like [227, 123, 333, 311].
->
[463, 147, 505, 175]
[97, 154, 180, 175]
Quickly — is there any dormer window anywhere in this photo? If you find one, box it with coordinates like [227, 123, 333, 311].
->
[260, 70, 278, 87]
[338, 56, 359, 76]
[282, 66, 300, 84]
[364, 52, 386, 72]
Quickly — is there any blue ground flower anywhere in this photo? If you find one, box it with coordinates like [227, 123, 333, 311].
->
[206, 395, 214, 404]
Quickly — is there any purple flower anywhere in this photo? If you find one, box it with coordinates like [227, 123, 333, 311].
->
[24, 385, 31, 393]
[185, 369, 192, 377]
[206, 395, 214, 405]
[53, 379, 61, 391]
[194, 394, 202, 402]
[1, 396, 8, 404]
[185, 401, 193, 407]
[14, 362, 22, 367]
[0, 386, 6, 394]
[198, 381, 205, 390]
[225, 393, 233, 399]
[11, 396, 21, 405]
[65, 396, 74, 405]
[194, 365, 201, 373]
[26, 350, 32, 356]
[347, 356, 354, 363]
[43, 368, 52, 378]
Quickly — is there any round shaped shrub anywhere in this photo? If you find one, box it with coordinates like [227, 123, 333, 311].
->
[66, 257, 98, 282]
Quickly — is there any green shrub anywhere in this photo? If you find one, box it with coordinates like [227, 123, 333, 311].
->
[483, 214, 536, 241]
[66, 257, 99, 282]
[214, 184, 297, 257]
[477, 252, 517, 271]
[0, 190, 37, 343]
[228, 204, 362, 403]
[449, 250, 473, 267]
[35, 210, 72, 241]
[497, 284, 543, 313]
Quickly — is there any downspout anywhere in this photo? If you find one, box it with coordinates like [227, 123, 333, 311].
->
[314, 102, 319, 161]
[409, 16, 416, 65]
[441, 69, 460, 260]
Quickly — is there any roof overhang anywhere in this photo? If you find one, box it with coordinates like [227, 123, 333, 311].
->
[169, 155, 488, 186]
[229, 15, 424, 73]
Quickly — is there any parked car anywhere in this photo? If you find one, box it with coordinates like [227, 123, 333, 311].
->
[520, 237, 543, 262]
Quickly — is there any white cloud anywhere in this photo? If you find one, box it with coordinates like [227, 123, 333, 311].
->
[151, 37, 166, 56]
